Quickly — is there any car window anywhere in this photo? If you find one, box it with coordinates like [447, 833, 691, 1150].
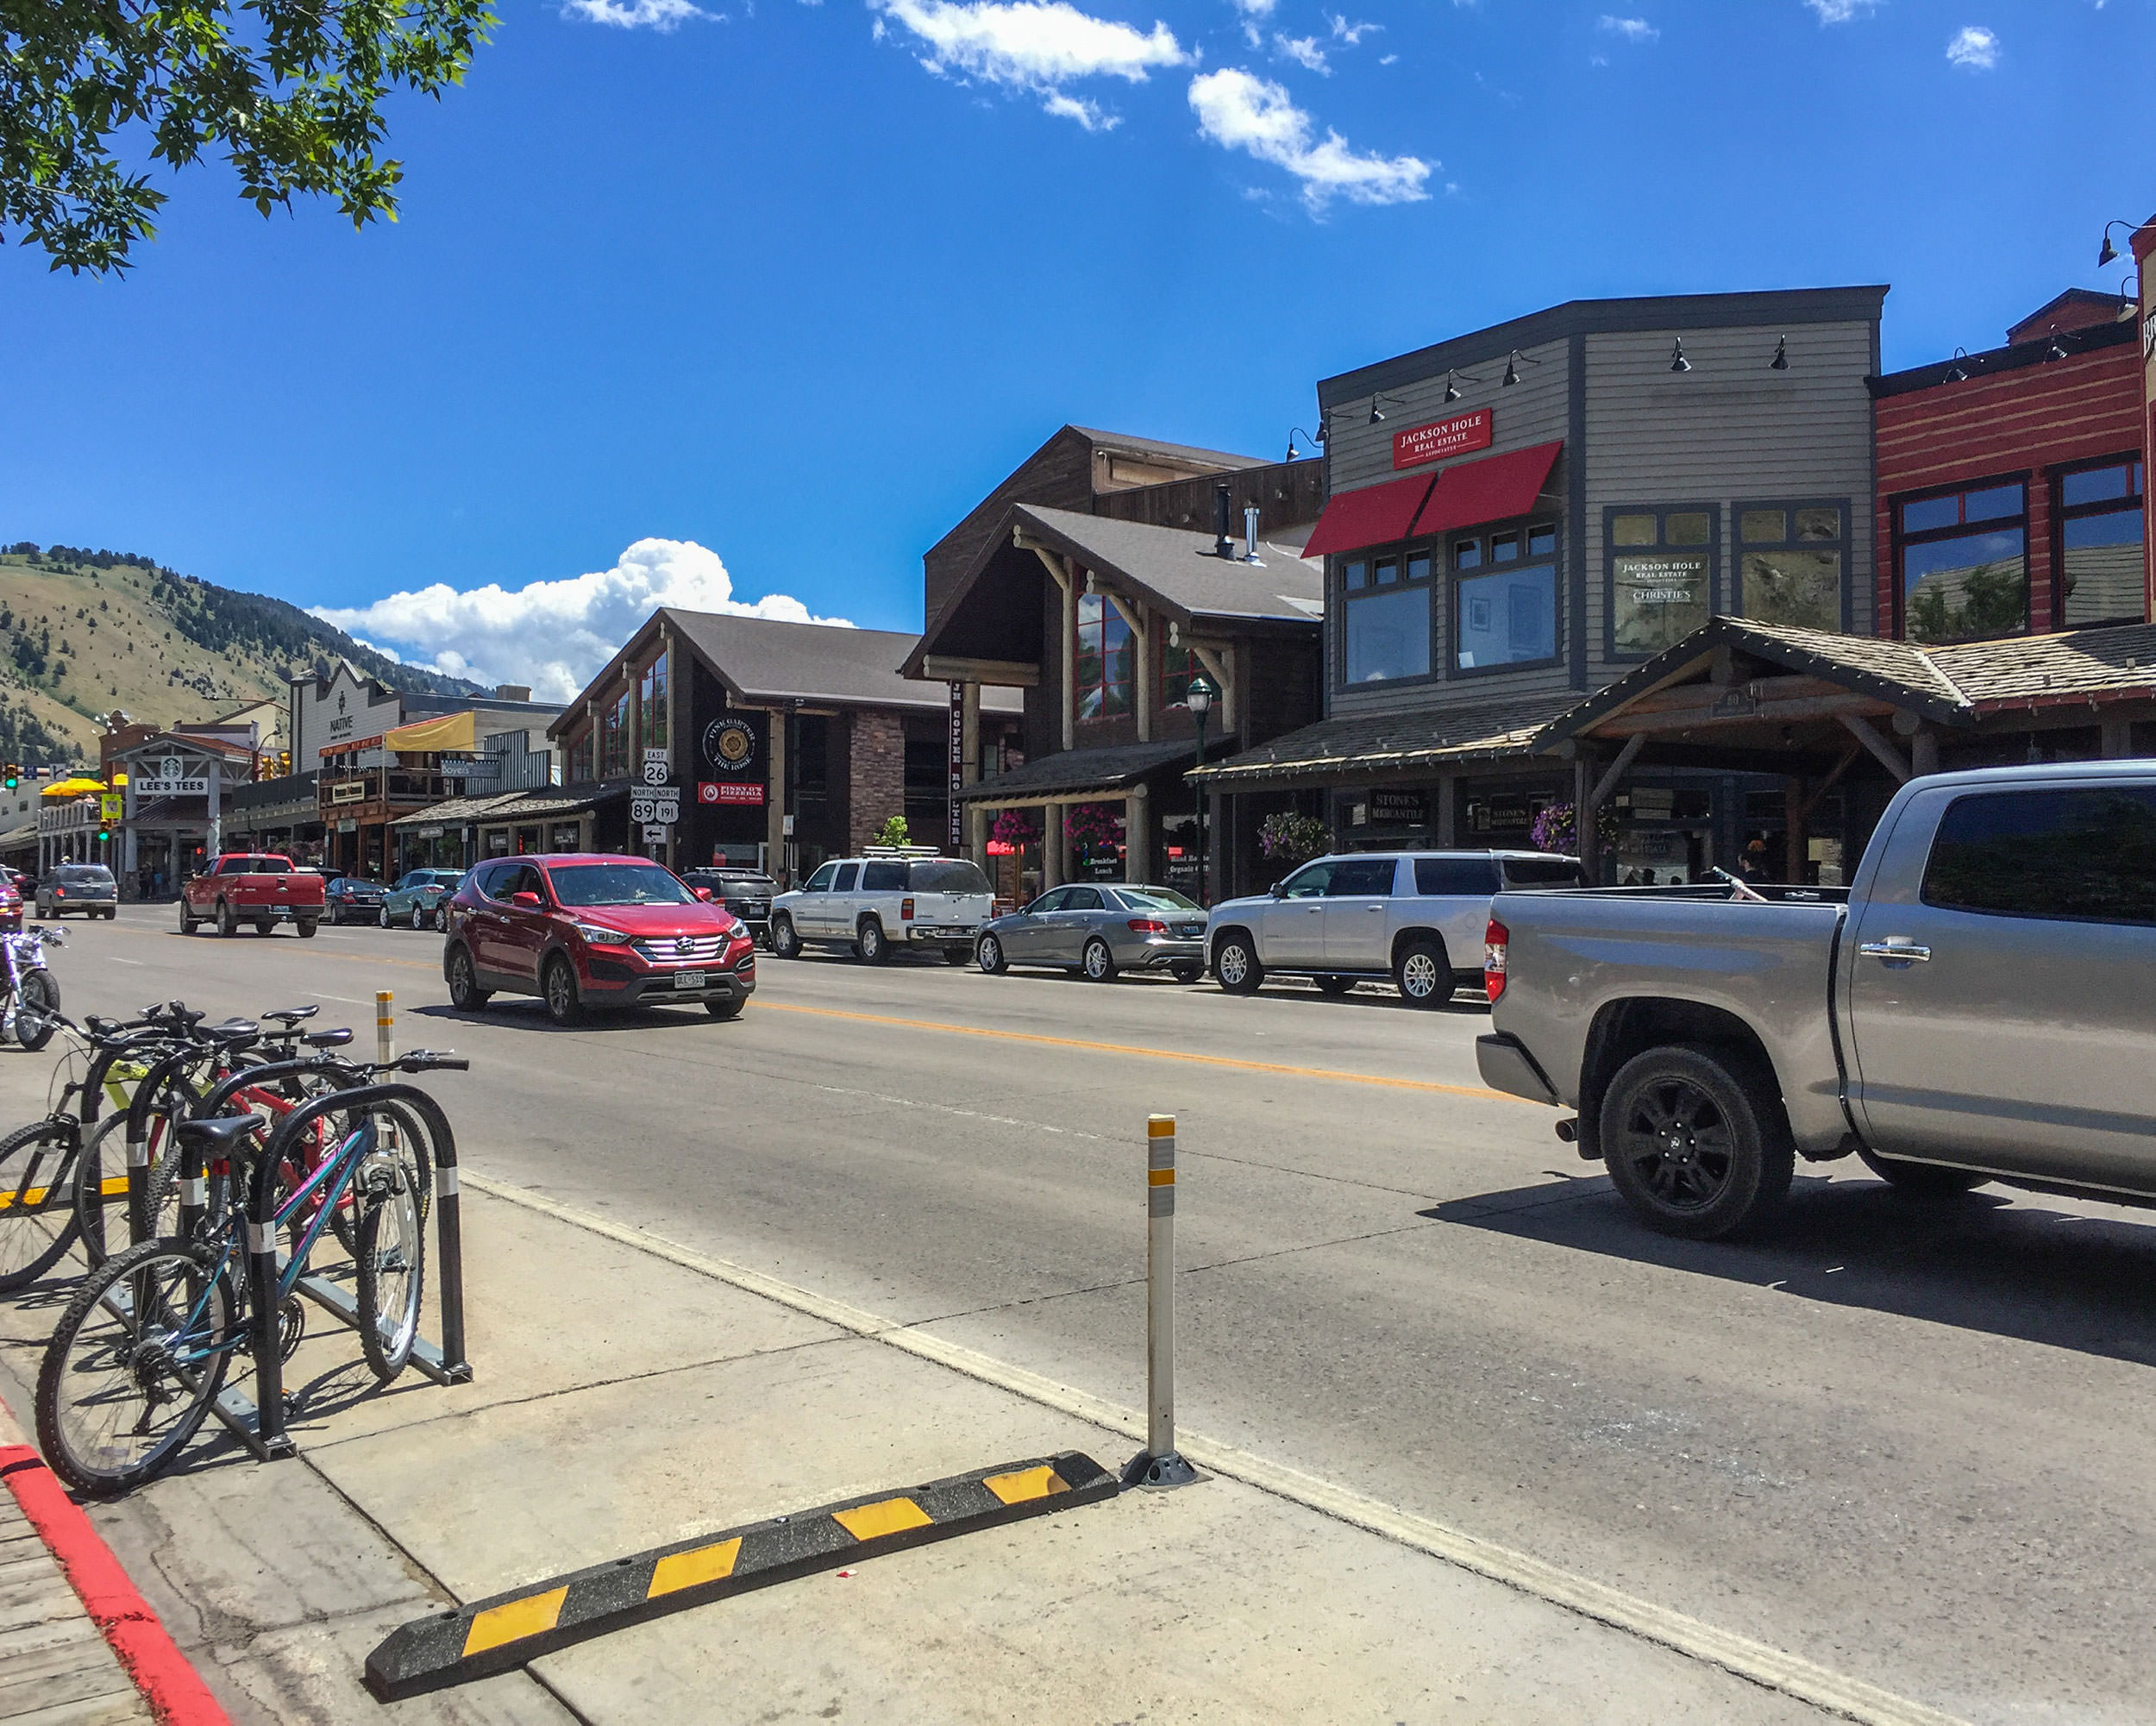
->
[910, 860, 991, 894]
[1029, 888, 1069, 914]
[832, 864, 860, 892]
[477, 863, 517, 901]
[1328, 858, 1397, 897]
[1117, 887, 1200, 911]
[59, 865, 112, 882]
[862, 862, 908, 891]
[803, 863, 837, 893]
[1415, 857, 1501, 895]
[499, 865, 543, 901]
[548, 863, 696, 907]
[1278, 862, 1334, 899]
[1922, 787, 2156, 926]
[1064, 887, 1103, 911]
[1501, 858, 1588, 888]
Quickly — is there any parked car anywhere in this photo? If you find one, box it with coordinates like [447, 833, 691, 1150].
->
[679, 867, 778, 946]
[441, 853, 755, 1025]
[323, 875, 386, 925]
[768, 850, 993, 964]
[0, 876, 22, 932]
[179, 853, 324, 936]
[975, 884, 1206, 982]
[1477, 761, 2156, 1241]
[380, 869, 465, 930]
[37, 863, 119, 921]
[1204, 850, 1585, 1006]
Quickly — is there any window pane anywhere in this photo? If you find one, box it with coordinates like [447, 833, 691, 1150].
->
[862, 863, 908, 891]
[1375, 558, 1399, 586]
[1490, 531, 1520, 562]
[1740, 509, 1785, 544]
[1612, 513, 1658, 547]
[1407, 553, 1432, 583]
[1923, 788, 2156, 925]
[1527, 524, 1557, 556]
[1612, 553, 1711, 656]
[1344, 561, 1368, 591]
[1666, 512, 1712, 546]
[1795, 506, 1841, 542]
[1457, 565, 1557, 668]
[1963, 483, 2024, 522]
[2061, 506, 2145, 624]
[1103, 618, 1133, 716]
[1345, 587, 1432, 683]
[1279, 863, 1334, 899]
[1065, 887, 1102, 911]
[2062, 463, 2138, 507]
[1078, 593, 1103, 624]
[1901, 495, 1960, 534]
[1454, 537, 1482, 569]
[1327, 858, 1397, 896]
[1741, 549, 1841, 631]
[1415, 857, 1501, 895]
[1502, 858, 1590, 887]
[833, 864, 859, 891]
[1903, 528, 2027, 643]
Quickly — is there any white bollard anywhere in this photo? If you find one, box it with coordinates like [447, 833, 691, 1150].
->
[1129, 1113, 1196, 1489]
[376, 990, 394, 1067]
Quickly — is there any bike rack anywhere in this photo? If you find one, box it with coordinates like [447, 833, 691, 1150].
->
[108, 1045, 207, 1259]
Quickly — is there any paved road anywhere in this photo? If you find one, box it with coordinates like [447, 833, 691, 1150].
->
[34, 904, 2156, 1723]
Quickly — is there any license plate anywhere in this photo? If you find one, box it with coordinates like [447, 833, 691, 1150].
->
[1177, 925, 1202, 938]
[674, 971, 706, 991]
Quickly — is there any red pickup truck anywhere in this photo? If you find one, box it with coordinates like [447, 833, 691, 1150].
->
[180, 854, 326, 938]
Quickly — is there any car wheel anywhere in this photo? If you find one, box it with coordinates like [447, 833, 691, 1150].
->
[1170, 963, 1202, 985]
[1315, 975, 1356, 997]
[216, 899, 236, 938]
[417, 905, 434, 931]
[976, 932, 1008, 975]
[704, 997, 745, 1020]
[856, 918, 887, 963]
[771, 916, 800, 960]
[295, 919, 318, 938]
[542, 955, 583, 1025]
[1856, 1147, 1988, 1196]
[379, 905, 391, 929]
[446, 945, 492, 1011]
[1213, 932, 1263, 995]
[254, 919, 273, 937]
[178, 901, 197, 935]
[1393, 938, 1448, 1008]
[1081, 938, 1117, 982]
[1597, 1044, 1795, 1240]
[943, 946, 970, 966]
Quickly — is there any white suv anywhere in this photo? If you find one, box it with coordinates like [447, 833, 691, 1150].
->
[770, 848, 994, 965]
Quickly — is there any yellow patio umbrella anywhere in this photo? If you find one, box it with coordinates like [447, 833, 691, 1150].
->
[41, 776, 106, 798]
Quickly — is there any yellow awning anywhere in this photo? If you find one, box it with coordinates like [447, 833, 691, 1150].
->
[41, 776, 106, 798]
[385, 711, 477, 753]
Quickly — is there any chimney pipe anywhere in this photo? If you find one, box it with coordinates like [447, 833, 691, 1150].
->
[1244, 504, 1260, 562]
[1213, 482, 1232, 557]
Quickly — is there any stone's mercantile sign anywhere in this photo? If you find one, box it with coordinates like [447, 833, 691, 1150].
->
[1393, 408, 1493, 471]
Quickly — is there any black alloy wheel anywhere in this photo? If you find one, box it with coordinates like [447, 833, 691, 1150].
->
[976, 932, 1008, 975]
[446, 945, 492, 1011]
[1597, 1044, 1794, 1240]
[771, 916, 800, 960]
[1213, 932, 1263, 995]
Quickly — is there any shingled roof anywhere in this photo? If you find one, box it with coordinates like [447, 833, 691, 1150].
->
[1189, 694, 1580, 788]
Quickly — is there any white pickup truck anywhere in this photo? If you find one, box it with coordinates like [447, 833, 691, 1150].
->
[769, 849, 993, 965]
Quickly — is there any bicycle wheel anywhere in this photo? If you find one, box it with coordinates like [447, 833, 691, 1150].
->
[329, 1102, 434, 1254]
[77, 1108, 186, 1271]
[354, 1171, 424, 1382]
[35, 1238, 238, 1496]
[0, 1120, 81, 1292]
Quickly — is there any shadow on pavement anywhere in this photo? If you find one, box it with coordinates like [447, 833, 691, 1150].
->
[1425, 1171, 2156, 1368]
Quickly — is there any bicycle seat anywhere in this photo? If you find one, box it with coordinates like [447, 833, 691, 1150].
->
[207, 1018, 260, 1046]
[303, 1027, 354, 1049]
[263, 1007, 319, 1026]
[175, 1113, 265, 1152]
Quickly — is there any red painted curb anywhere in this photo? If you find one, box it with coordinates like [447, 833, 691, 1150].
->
[0, 1446, 232, 1725]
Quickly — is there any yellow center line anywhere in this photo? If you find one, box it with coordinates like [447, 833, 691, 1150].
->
[756, 1001, 1527, 1102]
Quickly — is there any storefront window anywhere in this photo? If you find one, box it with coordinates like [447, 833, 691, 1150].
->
[2057, 458, 2145, 626]
[1162, 643, 1200, 707]
[568, 728, 594, 783]
[1455, 522, 1557, 671]
[603, 691, 630, 777]
[638, 651, 669, 751]
[1739, 502, 1845, 631]
[1609, 506, 1717, 657]
[1898, 481, 2027, 643]
[1075, 593, 1132, 719]
[1344, 578, 1432, 683]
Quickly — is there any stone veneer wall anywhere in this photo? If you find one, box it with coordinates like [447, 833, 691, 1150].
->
[847, 708, 907, 853]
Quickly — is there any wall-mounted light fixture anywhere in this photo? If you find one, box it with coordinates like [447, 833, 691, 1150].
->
[2097, 218, 2155, 267]
[1367, 392, 1404, 425]
[1668, 339, 1691, 374]
[1287, 426, 1326, 461]
[2045, 336, 2071, 361]
[1941, 347, 1971, 383]
[1769, 336, 1789, 372]
[1442, 367, 1492, 403]
[1497, 349, 1541, 387]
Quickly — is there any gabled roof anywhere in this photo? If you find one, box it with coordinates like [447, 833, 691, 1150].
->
[1927, 621, 2156, 711]
[1012, 505, 1324, 628]
[1191, 693, 1580, 788]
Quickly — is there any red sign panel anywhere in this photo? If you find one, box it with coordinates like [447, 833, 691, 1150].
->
[1393, 408, 1493, 471]
[699, 781, 765, 806]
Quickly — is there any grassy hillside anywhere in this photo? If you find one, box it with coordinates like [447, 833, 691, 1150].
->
[0, 547, 485, 763]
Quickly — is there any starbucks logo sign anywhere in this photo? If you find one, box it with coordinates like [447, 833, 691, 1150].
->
[703, 717, 756, 774]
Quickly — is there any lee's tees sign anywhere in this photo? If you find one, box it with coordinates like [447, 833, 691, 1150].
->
[131, 754, 211, 797]
[1393, 408, 1494, 471]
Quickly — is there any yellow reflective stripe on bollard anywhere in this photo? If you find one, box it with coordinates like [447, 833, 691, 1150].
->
[1148, 1169, 1174, 1185]
[981, 1466, 1069, 1506]
[461, 1587, 567, 1658]
[832, 1497, 934, 1541]
[647, 1538, 741, 1598]
[1148, 1116, 1175, 1137]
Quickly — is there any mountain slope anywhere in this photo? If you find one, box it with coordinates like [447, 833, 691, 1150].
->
[0, 546, 487, 762]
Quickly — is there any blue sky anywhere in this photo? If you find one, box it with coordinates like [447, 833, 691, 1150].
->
[2, 0, 2150, 697]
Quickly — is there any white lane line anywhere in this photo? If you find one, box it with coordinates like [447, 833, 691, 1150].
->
[812, 1083, 1104, 1141]
[104, 957, 144, 966]
[464, 1172, 1967, 1726]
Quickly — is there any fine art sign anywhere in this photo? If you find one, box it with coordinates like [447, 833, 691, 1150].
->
[1393, 408, 1493, 471]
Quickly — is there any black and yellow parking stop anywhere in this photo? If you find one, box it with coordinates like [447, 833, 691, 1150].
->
[365, 1451, 1118, 1699]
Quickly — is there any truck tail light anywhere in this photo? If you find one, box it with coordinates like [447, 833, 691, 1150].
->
[900, 897, 915, 921]
[1126, 918, 1168, 934]
[1484, 918, 1508, 1003]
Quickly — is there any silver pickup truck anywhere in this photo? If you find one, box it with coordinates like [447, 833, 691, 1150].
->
[1476, 761, 2156, 1240]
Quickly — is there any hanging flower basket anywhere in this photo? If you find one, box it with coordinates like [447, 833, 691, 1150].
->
[1063, 802, 1122, 854]
[1529, 801, 1620, 855]
[991, 808, 1040, 848]
[1257, 810, 1328, 864]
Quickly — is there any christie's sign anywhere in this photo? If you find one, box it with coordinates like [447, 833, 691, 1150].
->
[1393, 408, 1493, 471]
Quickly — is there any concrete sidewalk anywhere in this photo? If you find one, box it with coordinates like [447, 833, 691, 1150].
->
[0, 1172, 1847, 1726]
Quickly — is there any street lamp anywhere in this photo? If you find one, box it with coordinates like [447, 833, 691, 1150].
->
[1186, 674, 1215, 904]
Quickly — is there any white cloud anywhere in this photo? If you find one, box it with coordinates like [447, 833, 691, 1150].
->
[871, 0, 1186, 122]
[310, 539, 851, 704]
[1228, 0, 1274, 17]
[1273, 31, 1329, 71]
[1188, 67, 1429, 210]
[1804, 0, 1879, 21]
[562, 0, 711, 26]
[1326, 12, 1378, 42]
[1946, 24, 1997, 67]
[1597, 14, 1657, 41]
[1377, 49, 1395, 62]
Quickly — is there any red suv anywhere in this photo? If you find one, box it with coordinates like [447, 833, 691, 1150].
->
[441, 854, 756, 1025]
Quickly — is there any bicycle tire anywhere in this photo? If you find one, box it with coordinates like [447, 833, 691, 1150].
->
[0, 1120, 81, 1292]
[354, 1174, 424, 1382]
[35, 1238, 238, 1496]
[78, 1097, 190, 1271]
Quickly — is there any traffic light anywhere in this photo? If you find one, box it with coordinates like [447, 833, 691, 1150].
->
[3, 766, 16, 790]
[97, 825, 110, 844]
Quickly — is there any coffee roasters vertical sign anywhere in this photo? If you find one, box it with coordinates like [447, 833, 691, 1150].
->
[697, 714, 767, 808]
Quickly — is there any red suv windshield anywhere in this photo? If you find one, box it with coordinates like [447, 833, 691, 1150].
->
[546, 863, 698, 907]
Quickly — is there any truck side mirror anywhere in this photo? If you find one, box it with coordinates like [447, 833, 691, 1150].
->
[1269, 880, 1288, 899]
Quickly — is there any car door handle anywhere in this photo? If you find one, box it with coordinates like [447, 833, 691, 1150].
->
[1858, 939, 1931, 962]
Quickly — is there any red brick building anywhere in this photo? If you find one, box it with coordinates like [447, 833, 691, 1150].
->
[1871, 288, 2145, 643]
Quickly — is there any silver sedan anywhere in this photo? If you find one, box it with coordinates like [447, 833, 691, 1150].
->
[975, 883, 1208, 982]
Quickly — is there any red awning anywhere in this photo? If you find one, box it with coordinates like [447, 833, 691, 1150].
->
[1413, 441, 1564, 537]
[1301, 471, 1438, 559]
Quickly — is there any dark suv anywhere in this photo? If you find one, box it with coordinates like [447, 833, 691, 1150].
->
[441, 853, 755, 1025]
[679, 868, 778, 947]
